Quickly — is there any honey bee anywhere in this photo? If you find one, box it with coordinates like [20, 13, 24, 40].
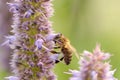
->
[51, 33, 79, 65]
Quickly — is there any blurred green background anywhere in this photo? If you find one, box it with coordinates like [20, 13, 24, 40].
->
[52, 0, 120, 79]
[1, 0, 120, 80]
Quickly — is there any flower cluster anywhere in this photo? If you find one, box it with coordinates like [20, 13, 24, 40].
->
[6, 0, 58, 80]
[69, 45, 117, 80]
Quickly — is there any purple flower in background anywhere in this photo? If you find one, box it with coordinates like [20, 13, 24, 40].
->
[68, 45, 117, 80]
[6, 0, 58, 80]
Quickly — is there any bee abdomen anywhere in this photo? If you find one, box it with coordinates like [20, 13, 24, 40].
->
[64, 54, 72, 65]
[62, 47, 73, 65]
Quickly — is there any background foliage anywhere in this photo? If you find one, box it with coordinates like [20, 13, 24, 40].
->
[0, 0, 120, 80]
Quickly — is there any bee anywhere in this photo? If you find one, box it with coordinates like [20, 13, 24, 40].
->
[51, 33, 79, 65]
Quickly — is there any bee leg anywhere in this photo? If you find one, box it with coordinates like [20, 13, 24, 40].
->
[54, 46, 61, 49]
[55, 57, 64, 64]
[55, 60, 60, 64]
[50, 50, 61, 54]
[60, 57, 64, 61]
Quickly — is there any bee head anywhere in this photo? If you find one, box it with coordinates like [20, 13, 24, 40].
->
[54, 33, 62, 40]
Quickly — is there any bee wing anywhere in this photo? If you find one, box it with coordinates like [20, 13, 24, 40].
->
[69, 44, 80, 59]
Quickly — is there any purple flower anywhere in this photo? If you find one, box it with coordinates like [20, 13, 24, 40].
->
[2, 36, 16, 45]
[5, 76, 19, 80]
[7, 3, 20, 13]
[23, 9, 34, 18]
[35, 39, 44, 50]
[6, 0, 57, 80]
[68, 45, 118, 80]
